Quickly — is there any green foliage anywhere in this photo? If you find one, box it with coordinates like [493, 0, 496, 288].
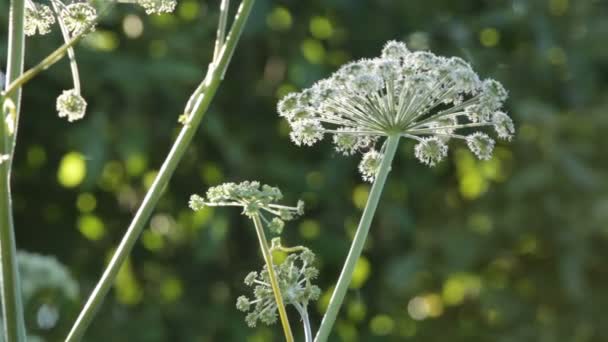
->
[1, 0, 607, 341]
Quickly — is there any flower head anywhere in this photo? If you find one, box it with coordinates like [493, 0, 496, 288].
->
[61, 3, 97, 35]
[137, 0, 177, 15]
[237, 247, 321, 327]
[56, 89, 87, 122]
[189, 181, 304, 234]
[358, 149, 383, 182]
[278, 40, 514, 177]
[25, 3, 55, 36]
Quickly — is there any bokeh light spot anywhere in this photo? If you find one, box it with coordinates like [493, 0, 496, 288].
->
[350, 256, 371, 289]
[309, 16, 333, 40]
[77, 215, 105, 241]
[83, 31, 119, 51]
[76, 193, 97, 213]
[161, 276, 183, 302]
[442, 273, 482, 306]
[266, 6, 292, 31]
[27, 145, 46, 168]
[352, 184, 370, 209]
[57, 152, 86, 188]
[178, 1, 200, 21]
[299, 219, 320, 240]
[480, 28, 500, 47]
[301, 39, 325, 64]
[370, 314, 395, 336]
[122, 14, 144, 39]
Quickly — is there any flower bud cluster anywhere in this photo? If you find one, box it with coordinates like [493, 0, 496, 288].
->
[236, 247, 321, 327]
[189, 181, 304, 234]
[56, 89, 87, 122]
[278, 41, 515, 180]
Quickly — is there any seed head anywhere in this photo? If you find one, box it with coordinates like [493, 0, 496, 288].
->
[56, 89, 87, 122]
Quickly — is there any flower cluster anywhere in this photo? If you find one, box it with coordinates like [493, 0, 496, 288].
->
[189, 181, 304, 234]
[137, 0, 177, 15]
[24, 3, 55, 36]
[236, 247, 321, 327]
[61, 2, 98, 35]
[56, 89, 87, 122]
[278, 41, 514, 180]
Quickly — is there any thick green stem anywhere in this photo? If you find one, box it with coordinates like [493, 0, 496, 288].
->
[64, 1, 255, 340]
[0, 0, 28, 340]
[314, 134, 400, 342]
[252, 215, 294, 342]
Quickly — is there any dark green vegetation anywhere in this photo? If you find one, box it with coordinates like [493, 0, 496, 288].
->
[1, 0, 608, 340]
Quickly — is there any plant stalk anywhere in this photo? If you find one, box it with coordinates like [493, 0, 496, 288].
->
[252, 214, 295, 342]
[0, 0, 28, 340]
[293, 302, 312, 342]
[314, 134, 400, 342]
[64, 1, 256, 340]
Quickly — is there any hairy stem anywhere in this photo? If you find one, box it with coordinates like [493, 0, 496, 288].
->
[64, 1, 256, 340]
[314, 134, 400, 342]
[0, 0, 27, 340]
[252, 214, 295, 342]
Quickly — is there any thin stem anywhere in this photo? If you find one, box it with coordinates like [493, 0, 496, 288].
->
[213, 0, 230, 61]
[185, 0, 230, 115]
[293, 302, 312, 342]
[252, 214, 295, 342]
[50, 0, 81, 93]
[0, 0, 28, 340]
[314, 134, 401, 342]
[64, 1, 256, 340]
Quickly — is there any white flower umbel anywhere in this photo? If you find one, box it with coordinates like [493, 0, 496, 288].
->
[61, 2, 97, 35]
[278, 40, 515, 179]
[24, 3, 56, 36]
[237, 241, 320, 342]
[56, 89, 87, 122]
[137, 0, 177, 15]
[189, 181, 305, 340]
[294, 41, 516, 342]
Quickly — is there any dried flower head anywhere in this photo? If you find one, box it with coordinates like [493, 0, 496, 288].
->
[189, 181, 304, 233]
[137, 0, 177, 15]
[56, 89, 87, 122]
[25, 3, 56, 36]
[237, 248, 320, 327]
[278, 40, 514, 178]
[61, 2, 97, 35]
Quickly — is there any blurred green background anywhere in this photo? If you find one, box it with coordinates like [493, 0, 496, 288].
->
[2, 0, 608, 340]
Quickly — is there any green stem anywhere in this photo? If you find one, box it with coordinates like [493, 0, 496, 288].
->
[0, 0, 27, 340]
[64, 1, 256, 340]
[252, 215, 294, 342]
[314, 134, 400, 342]
[293, 302, 312, 342]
